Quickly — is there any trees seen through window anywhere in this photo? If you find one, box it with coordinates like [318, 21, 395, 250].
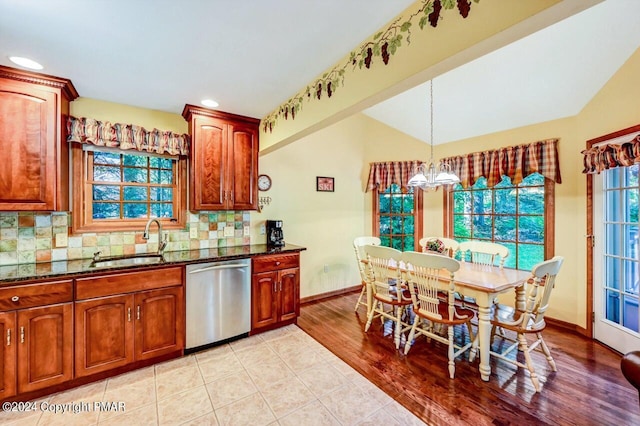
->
[451, 173, 549, 270]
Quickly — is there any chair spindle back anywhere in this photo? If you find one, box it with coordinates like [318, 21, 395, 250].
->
[364, 245, 404, 304]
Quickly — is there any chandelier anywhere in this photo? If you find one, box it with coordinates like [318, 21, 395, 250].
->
[407, 79, 460, 190]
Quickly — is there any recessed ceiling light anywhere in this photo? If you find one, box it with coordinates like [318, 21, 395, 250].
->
[201, 99, 219, 108]
[9, 56, 43, 70]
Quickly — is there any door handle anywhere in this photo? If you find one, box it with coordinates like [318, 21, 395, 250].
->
[128, 307, 132, 322]
[279, 281, 282, 292]
[188, 264, 248, 274]
[137, 305, 141, 320]
[20, 327, 24, 344]
[6, 329, 10, 346]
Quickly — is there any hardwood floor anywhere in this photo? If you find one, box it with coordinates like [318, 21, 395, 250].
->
[298, 291, 640, 426]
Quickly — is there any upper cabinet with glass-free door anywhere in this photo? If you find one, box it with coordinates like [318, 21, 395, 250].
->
[182, 105, 259, 211]
[0, 65, 78, 211]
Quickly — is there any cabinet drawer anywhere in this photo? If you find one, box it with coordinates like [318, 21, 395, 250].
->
[252, 254, 299, 273]
[0, 280, 73, 311]
[76, 266, 183, 300]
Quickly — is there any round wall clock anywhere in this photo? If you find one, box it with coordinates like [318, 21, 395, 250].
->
[258, 174, 272, 191]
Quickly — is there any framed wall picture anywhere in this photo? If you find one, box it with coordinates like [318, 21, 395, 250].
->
[316, 176, 334, 192]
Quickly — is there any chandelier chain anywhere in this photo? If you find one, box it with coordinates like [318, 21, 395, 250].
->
[429, 79, 434, 163]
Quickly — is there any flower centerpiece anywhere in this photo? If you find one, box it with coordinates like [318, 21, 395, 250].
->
[426, 238, 446, 254]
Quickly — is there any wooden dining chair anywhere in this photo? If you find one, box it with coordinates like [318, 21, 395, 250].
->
[458, 240, 509, 268]
[419, 237, 459, 257]
[456, 240, 510, 311]
[353, 236, 381, 312]
[363, 244, 412, 349]
[402, 251, 475, 379]
[489, 256, 564, 392]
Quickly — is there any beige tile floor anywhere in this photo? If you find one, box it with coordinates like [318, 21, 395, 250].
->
[0, 325, 425, 426]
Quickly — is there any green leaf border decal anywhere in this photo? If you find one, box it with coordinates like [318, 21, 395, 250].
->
[262, 0, 478, 133]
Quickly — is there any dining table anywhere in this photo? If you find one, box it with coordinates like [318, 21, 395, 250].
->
[362, 257, 531, 382]
[445, 262, 531, 381]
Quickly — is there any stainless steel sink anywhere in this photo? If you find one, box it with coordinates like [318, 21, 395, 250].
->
[90, 254, 165, 268]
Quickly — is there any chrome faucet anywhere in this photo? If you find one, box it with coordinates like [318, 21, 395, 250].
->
[143, 218, 167, 255]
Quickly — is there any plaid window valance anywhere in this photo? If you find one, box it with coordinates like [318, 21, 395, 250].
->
[582, 133, 640, 174]
[67, 116, 189, 156]
[366, 160, 423, 193]
[440, 138, 562, 189]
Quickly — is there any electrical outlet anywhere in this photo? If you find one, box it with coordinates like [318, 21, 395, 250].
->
[224, 226, 234, 237]
[323, 264, 329, 273]
[260, 224, 266, 235]
[190, 226, 198, 239]
[243, 225, 250, 236]
[55, 233, 68, 247]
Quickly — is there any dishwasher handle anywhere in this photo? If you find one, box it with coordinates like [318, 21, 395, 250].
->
[188, 263, 249, 274]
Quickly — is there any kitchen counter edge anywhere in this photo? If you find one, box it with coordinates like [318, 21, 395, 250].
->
[0, 244, 307, 285]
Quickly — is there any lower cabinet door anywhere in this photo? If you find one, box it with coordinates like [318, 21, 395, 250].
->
[0, 311, 17, 399]
[251, 271, 278, 330]
[278, 268, 300, 322]
[17, 303, 73, 393]
[134, 286, 184, 361]
[75, 295, 134, 378]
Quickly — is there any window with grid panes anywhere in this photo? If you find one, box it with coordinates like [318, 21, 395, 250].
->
[91, 150, 176, 219]
[450, 173, 552, 270]
[72, 145, 186, 232]
[375, 184, 422, 251]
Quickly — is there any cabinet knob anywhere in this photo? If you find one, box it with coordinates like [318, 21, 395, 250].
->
[275, 261, 281, 266]
[11, 296, 19, 302]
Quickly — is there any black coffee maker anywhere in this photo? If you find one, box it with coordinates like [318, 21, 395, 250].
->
[266, 220, 285, 248]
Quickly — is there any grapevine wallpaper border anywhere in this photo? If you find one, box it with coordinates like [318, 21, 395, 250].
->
[262, 0, 479, 133]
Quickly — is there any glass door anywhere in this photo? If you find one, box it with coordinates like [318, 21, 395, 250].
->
[593, 164, 640, 353]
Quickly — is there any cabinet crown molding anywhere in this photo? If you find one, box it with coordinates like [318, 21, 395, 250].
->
[0, 65, 79, 101]
[182, 104, 260, 125]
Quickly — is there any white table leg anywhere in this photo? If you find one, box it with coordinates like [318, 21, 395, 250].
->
[475, 294, 493, 381]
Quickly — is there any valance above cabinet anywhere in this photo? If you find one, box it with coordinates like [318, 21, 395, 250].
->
[0, 65, 78, 211]
[182, 105, 259, 211]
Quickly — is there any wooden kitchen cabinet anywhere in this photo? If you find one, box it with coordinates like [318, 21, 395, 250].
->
[0, 312, 16, 400]
[0, 65, 78, 211]
[0, 280, 73, 399]
[182, 105, 259, 211]
[251, 253, 300, 333]
[134, 286, 184, 361]
[17, 304, 73, 394]
[74, 294, 134, 377]
[74, 267, 184, 378]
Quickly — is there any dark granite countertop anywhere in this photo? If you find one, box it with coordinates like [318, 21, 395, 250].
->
[0, 243, 306, 285]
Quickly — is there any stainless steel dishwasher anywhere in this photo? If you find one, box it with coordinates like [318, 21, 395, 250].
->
[185, 258, 251, 352]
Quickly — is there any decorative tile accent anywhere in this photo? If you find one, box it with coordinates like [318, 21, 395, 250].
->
[0, 240, 17, 252]
[35, 214, 52, 227]
[18, 213, 34, 228]
[0, 210, 252, 266]
[0, 213, 17, 228]
[18, 227, 34, 238]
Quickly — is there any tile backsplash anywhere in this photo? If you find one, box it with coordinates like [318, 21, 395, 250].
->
[0, 211, 250, 266]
